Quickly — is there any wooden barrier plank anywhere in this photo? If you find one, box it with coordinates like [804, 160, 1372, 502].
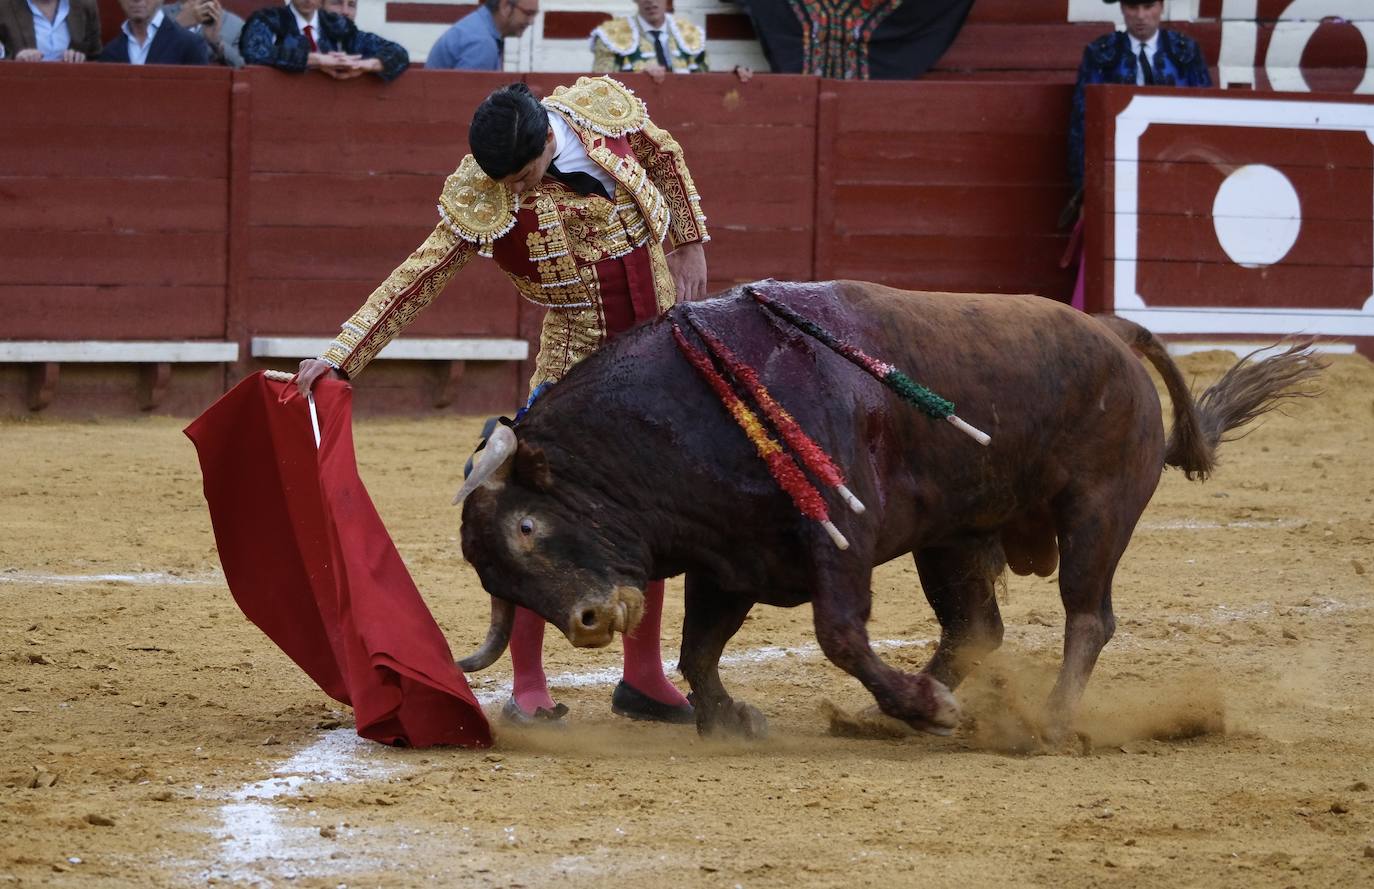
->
[0, 122, 228, 178]
[1, 232, 226, 287]
[966, 0, 1072, 24]
[827, 81, 1075, 137]
[834, 132, 1071, 186]
[0, 286, 227, 340]
[247, 225, 444, 281]
[4, 65, 229, 127]
[245, 265, 516, 336]
[831, 183, 1069, 237]
[703, 229, 816, 283]
[247, 173, 443, 227]
[249, 119, 469, 176]
[0, 178, 227, 232]
[1124, 260, 1372, 310]
[1134, 166, 1374, 221]
[1114, 214, 1371, 266]
[936, 23, 1122, 72]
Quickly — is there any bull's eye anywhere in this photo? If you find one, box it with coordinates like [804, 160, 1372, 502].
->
[518, 517, 535, 536]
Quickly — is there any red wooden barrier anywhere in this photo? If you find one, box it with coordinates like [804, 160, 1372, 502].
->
[1083, 84, 1374, 352]
[2, 66, 1080, 415]
[816, 79, 1076, 299]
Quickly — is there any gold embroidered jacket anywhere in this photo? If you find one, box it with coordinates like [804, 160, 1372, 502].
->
[590, 15, 708, 74]
[320, 76, 709, 390]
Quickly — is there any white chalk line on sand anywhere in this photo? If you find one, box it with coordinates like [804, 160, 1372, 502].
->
[0, 570, 222, 586]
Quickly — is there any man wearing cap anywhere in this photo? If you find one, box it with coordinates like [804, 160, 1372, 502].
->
[1069, 0, 1211, 191]
[1063, 0, 1211, 309]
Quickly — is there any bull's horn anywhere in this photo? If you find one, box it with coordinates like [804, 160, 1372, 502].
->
[453, 424, 517, 505]
[457, 596, 516, 673]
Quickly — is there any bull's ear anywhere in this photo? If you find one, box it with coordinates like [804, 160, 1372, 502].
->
[514, 441, 553, 491]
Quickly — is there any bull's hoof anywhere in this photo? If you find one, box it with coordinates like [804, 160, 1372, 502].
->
[697, 700, 768, 740]
[883, 673, 962, 735]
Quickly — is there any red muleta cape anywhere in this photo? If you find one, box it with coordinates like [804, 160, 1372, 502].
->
[184, 373, 492, 748]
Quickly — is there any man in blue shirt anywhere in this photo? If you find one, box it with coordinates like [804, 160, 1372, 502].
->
[425, 0, 537, 71]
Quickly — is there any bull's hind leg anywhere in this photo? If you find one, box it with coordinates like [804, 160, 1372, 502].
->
[677, 572, 765, 738]
[811, 564, 961, 735]
[914, 539, 1006, 690]
[1044, 488, 1143, 744]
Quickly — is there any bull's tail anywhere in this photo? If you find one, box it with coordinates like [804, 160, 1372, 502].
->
[1094, 316, 1325, 481]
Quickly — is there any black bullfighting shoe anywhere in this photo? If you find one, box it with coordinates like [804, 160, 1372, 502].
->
[610, 680, 695, 725]
[500, 696, 569, 728]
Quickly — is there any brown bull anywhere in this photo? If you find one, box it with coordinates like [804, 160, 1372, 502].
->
[454, 280, 1321, 741]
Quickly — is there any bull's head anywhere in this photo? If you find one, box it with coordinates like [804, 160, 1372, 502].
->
[453, 425, 649, 672]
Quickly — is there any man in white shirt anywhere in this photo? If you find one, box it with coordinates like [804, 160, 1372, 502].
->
[0, 0, 101, 62]
[95, 0, 209, 65]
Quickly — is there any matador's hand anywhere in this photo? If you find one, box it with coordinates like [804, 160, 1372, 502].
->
[666, 242, 707, 303]
[295, 358, 344, 397]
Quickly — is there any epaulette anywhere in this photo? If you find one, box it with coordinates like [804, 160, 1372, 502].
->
[544, 76, 648, 139]
[672, 18, 705, 55]
[589, 16, 637, 55]
[1163, 29, 1199, 65]
[1086, 32, 1123, 66]
[436, 155, 516, 258]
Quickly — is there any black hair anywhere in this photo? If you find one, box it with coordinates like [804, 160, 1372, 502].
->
[483, 0, 502, 11]
[468, 83, 549, 181]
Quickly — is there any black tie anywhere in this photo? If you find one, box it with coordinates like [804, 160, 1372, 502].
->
[545, 161, 610, 200]
[649, 29, 670, 68]
[1139, 45, 1155, 85]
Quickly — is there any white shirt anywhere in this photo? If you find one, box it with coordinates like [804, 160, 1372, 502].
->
[287, 0, 321, 47]
[122, 8, 165, 65]
[637, 14, 676, 74]
[27, 0, 72, 61]
[548, 113, 617, 198]
[1132, 33, 1159, 86]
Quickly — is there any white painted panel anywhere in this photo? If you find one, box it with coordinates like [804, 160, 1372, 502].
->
[0, 341, 239, 362]
[252, 337, 529, 361]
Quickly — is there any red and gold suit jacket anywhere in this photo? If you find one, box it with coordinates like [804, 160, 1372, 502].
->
[321, 76, 709, 390]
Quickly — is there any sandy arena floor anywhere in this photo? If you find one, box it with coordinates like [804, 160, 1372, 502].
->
[1, 350, 1372, 888]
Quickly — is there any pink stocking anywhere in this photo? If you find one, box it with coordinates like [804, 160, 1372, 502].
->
[620, 580, 688, 707]
[509, 605, 556, 714]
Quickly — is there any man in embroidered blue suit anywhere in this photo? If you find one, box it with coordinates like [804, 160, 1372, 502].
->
[1068, 0, 1211, 190]
[239, 0, 407, 81]
[292, 77, 709, 728]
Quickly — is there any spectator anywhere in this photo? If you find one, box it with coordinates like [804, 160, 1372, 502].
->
[164, 0, 243, 66]
[425, 0, 536, 71]
[1069, 0, 1211, 191]
[321, 0, 354, 21]
[590, 0, 707, 83]
[97, 0, 208, 65]
[1063, 0, 1211, 310]
[0, 0, 101, 62]
[240, 0, 408, 81]
[294, 76, 712, 728]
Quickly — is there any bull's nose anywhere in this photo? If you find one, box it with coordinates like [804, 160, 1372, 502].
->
[566, 601, 622, 648]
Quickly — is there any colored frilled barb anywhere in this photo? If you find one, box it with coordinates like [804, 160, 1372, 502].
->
[749, 286, 991, 447]
[672, 323, 852, 551]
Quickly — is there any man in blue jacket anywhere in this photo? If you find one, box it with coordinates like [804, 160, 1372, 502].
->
[239, 0, 408, 81]
[1068, 0, 1212, 190]
[97, 0, 208, 65]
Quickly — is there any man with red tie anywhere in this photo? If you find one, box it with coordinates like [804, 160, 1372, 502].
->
[239, 0, 408, 80]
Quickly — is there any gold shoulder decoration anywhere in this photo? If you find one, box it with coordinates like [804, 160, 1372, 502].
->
[544, 76, 648, 139]
[671, 18, 705, 55]
[436, 155, 517, 257]
[589, 16, 637, 55]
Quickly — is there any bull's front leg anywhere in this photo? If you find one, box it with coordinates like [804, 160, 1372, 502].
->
[677, 572, 765, 739]
[811, 565, 961, 735]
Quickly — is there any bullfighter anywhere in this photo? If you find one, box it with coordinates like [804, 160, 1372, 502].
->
[294, 75, 710, 727]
